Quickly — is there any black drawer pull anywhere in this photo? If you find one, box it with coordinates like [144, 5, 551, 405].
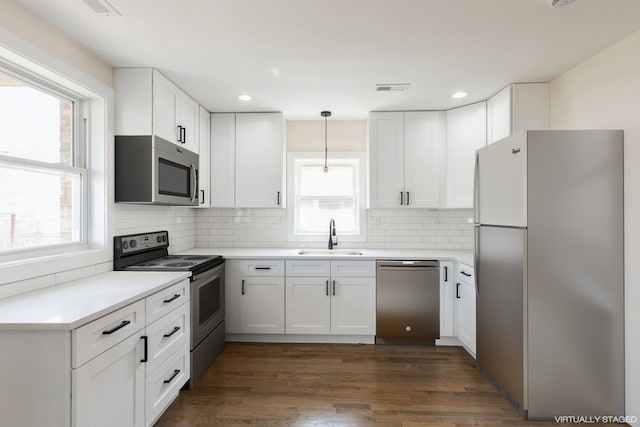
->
[456, 283, 461, 299]
[163, 294, 180, 303]
[444, 266, 448, 282]
[163, 326, 181, 338]
[255, 267, 271, 270]
[141, 336, 148, 362]
[163, 369, 181, 384]
[102, 320, 130, 335]
[461, 271, 472, 277]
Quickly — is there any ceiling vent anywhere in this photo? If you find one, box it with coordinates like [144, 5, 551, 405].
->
[375, 83, 410, 92]
[549, 0, 576, 8]
[82, 0, 121, 16]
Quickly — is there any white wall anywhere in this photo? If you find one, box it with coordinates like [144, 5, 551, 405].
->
[287, 120, 366, 151]
[550, 28, 640, 422]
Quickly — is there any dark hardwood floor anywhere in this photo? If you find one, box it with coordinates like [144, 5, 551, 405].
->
[155, 343, 590, 426]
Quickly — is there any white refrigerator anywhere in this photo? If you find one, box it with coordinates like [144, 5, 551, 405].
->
[474, 130, 624, 420]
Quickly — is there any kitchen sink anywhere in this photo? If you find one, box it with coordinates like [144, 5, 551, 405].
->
[297, 249, 364, 256]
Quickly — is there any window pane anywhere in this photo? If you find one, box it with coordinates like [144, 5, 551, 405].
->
[0, 72, 73, 166]
[297, 199, 356, 234]
[0, 165, 81, 251]
[299, 165, 354, 197]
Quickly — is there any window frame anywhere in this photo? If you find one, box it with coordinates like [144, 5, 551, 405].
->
[287, 151, 367, 243]
[0, 33, 113, 287]
[0, 64, 89, 255]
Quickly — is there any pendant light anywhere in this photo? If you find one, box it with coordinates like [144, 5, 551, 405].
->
[321, 111, 331, 173]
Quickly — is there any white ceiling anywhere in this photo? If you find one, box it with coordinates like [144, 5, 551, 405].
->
[16, 0, 640, 119]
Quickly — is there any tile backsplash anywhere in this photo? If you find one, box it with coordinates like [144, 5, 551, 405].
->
[195, 208, 473, 250]
[114, 205, 197, 253]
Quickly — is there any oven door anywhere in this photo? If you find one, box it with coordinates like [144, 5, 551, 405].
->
[154, 137, 199, 206]
[191, 262, 224, 348]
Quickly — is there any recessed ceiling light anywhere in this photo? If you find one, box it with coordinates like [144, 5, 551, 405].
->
[451, 91, 468, 99]
[238, 94, 252, 102]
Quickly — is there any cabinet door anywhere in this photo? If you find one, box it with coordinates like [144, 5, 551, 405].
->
[152, 70, 178, 144]
[486, 85, 511, 145]
[197, 106, 211, 207]
[240, 276, 285, 334]
[404, 111, 443, 208]
[445, 102, 487, 208]
[73, 332, 145, 427]
[285, 277, 331, 334]
[439, 261, 455, 337]
[368, 112, 405, 208]
[235, 113, 284, 208]
[211, 113, 236, 207]
[330, 277, 375, 335]
[177, 93, 199, 153]
[456, 281, 476, 357]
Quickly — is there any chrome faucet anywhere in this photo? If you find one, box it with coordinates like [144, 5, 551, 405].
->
[328, 219, 338, 250]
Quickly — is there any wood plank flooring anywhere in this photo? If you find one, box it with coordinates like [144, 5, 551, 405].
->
[155, 343, 593, 426]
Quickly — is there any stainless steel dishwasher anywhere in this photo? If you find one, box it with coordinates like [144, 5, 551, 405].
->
[376, 260, 440, 344]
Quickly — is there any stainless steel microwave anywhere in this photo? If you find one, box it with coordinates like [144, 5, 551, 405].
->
[115, 135, 199, 206]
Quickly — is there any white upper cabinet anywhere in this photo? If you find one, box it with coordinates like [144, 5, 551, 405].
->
[197, 106, 211, 207]
[212, 112, 285, 208]
[210, 113, 236, 207]
[115, 68, 200, 153]
[486, 83, 549, 145]
[445, 102, 487, 208]
[368, 111, 444, 208]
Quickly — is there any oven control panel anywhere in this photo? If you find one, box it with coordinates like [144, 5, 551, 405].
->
[117, 231, 169, 254]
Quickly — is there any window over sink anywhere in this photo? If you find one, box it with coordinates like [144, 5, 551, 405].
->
[287, 152, 366, 243]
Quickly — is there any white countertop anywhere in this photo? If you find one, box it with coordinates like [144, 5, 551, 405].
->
[181, 248, 474, 266]
[0, 271, 190, 331]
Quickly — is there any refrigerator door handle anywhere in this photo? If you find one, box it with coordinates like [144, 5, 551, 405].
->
[474, 225, 480, 295]
[473, 152, 479, 224]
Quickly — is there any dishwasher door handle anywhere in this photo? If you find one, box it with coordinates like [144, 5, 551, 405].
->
[378, 266, 439, 272]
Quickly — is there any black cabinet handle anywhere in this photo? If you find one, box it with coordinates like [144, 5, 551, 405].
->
[163, 326, 181, 338]
[461, 271, 472, 277]
[241, 279, 245, 295]
[332, 280, 336, 296]
[444, 266, 448, 282]
[200, 189, 205, 204]
[163, 369, 181, 384]
[181, 126, 186, 143]
[102, 320, 130, 335]
[325, 280, 329, 296]
[255, 267, 271, 270]
[406, 191, 410, 206]
[456, 283, 461, 299]
[141, 336, 148, 362]
[163, 294, 180, 303]
[277, 191, 281, 205]
[400, 191, 404, 205]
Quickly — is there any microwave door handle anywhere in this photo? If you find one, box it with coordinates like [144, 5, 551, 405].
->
[190, 164, 197, 203]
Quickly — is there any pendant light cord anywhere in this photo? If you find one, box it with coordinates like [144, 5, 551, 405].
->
[324, 115, 328, 171]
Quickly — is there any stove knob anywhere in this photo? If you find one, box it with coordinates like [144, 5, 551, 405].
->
[130, 239, 137, 248]
[122, 240, 128, 249]
[162, 235, 167, 242]
[157, 236, 162, 243]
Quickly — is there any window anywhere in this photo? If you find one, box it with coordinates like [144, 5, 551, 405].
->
[287, 152, 366, 242]
[0, 69, 86, 253]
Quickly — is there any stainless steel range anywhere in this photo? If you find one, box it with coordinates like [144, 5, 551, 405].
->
[114, 231, 224, 390]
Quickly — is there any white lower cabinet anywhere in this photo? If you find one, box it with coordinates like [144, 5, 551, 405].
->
[439, 261, 455, 337]
[225, 260, 285, 334]
[455, 263, 476, 357]
[285, 260, 376, 336]
[73, 332, 146, 427]
[0, 278, 191, 427]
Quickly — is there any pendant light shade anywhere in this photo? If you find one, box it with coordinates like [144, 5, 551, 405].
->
[321, 111, 331, 173]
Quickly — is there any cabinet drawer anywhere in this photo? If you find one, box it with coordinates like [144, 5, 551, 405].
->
[73, 299, 146, 368]
[146, 302, 190, 375]
[286, 260, 330, 277]
[146, 279, 190, 324]
[145, 347, 189, 427]
[330, 260, 376, 277]
[229, 259, 284, 276]
[457, 264, 475, 286]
